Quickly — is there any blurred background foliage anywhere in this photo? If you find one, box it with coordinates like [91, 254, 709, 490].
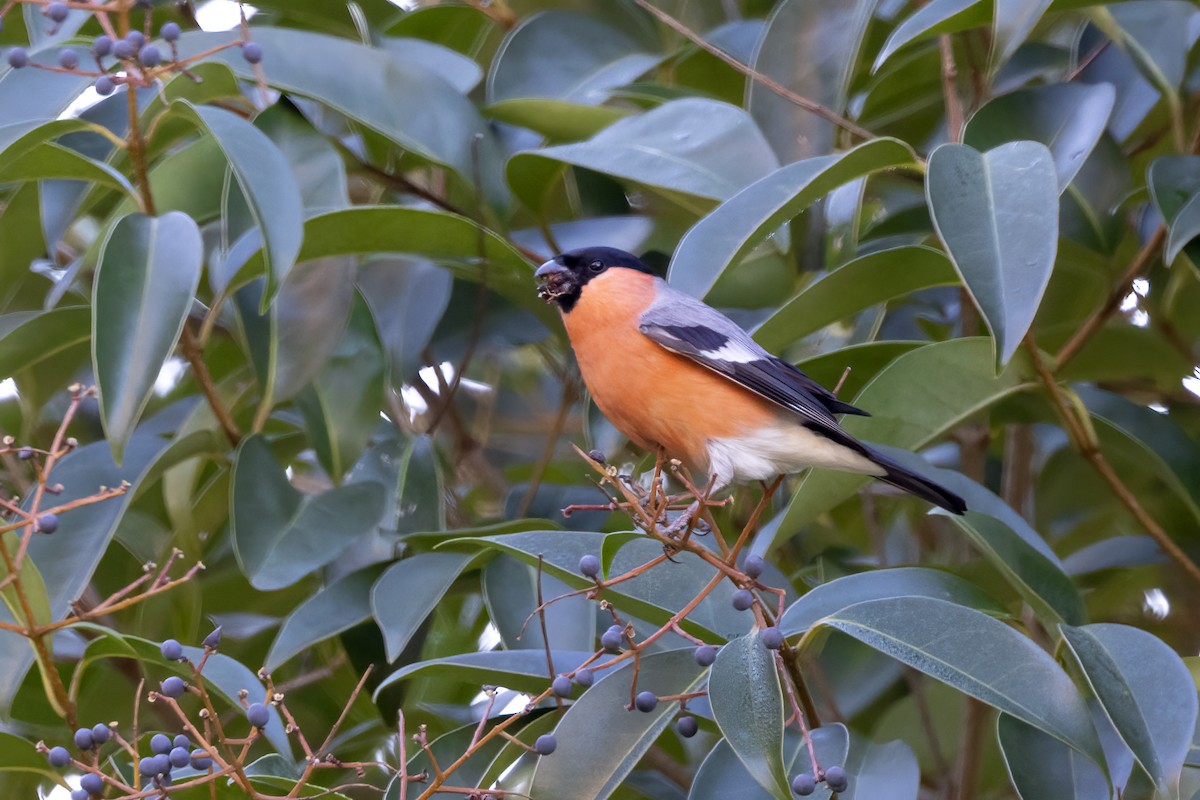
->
[1, 0, 1199, 798]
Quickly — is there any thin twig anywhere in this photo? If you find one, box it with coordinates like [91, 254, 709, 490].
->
[939, 35, 964, 143]
[631, 0, 874, 141]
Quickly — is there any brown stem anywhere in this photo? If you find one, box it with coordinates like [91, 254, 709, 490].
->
[1055, 226, 1165, 367]
[516, 380, 574, 518]
[631, 0, 875, 141]
[939, 35, 965, 143]
[180, 325, 242, 446]
[1025, 337, 1200, 585]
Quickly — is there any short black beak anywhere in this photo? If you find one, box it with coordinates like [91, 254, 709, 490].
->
[534, 260, 569, 280]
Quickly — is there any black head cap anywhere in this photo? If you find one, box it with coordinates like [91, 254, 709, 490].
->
[534, 247, 654, 311]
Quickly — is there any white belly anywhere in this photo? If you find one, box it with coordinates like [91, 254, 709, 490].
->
[705, 421, 885, 487]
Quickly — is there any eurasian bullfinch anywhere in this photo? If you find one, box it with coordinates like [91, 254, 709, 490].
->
[535, 246, 966, 514]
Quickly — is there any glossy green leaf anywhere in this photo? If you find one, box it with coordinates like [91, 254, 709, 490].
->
[774, 338, 1034, 539]
[927, 141, 1059, 366]
[0, 143, 138, 201]
[1078, 385, 1200, 525]
[0, 306, 90, 376]
[295, 295, 385, 479]
[1148, 155, 1200, 263]
[941, 511, 1085, 625]
[356, 256, 452, 384]
[230, 435, 386, 591]
[668, 138, 917, 298]
[484, 98, 628, 142]
[170, 100, 303, 304]
[992, 0, 1055, 72]
[253, 102, 350, 213]
[0, 732, 59, 782]
[1102, 1, 1196, 92]
[482, 555, 596, 652]
[373, 650, 608, 698]
[748, 0, 878, 160]
[371, 552, 475, 662]
[998, 714, 1110, 800]
[780, 567, 1006, 636]
[839, 733, 922, 800]
[92, 212, 202, 460]
[1061, 623, 1197, 794]
[752, 246, 957, 351]
[875, 0, 987, 70]
[964, 83, 1116, 193]
[811, 597, 1104, 765]
[265, 567, 382, 671]
[488, 11, 658, 105]
[381, 37, 484, 94]
[507, 98, 779, 212]
[530, 649, 707, 799]
[709, 631, 789, 798]
[172, 27, 507, 203]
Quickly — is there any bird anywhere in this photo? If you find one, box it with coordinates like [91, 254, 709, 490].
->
[534, 246, 966, 515]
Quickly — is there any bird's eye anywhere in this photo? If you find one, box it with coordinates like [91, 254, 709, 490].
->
[588, 260, 604, 273]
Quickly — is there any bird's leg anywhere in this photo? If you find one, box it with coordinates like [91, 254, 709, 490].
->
[663, 473, 720, 542]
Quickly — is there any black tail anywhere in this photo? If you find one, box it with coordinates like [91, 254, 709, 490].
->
[870, 451, 967, 514]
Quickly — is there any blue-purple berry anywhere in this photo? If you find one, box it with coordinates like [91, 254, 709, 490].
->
[600, 625, 623, 651]
[70, 790, 89, 800]
[36, 513, 59, 533]
[160, 638, 183, 660]
[150, 733, 172, 754]
[58, 48, 78, 69]
[79, 772, 103, 795]
[824, 765, 848, 793]
[551, 675, 572, 697]
[113, 39, 134, 59]
[202, 626, 222, 649]
[534, 734, 557, 755]
[160, 676, 186, 698]
[17, 446, 33, 460]
[731, 588, 754, 611]
[246, 702, 269, 728]
[241, 41, 262, 64]
[73, 728, 94, 750]
[48, 746, 70, 767]
[634, 691, 658, 712]
[92, 36, 112, 57]
[761, 627, 784, 650]
[579, 554, 600, 578]
[173, 734, 189, 749]
[90, 724, 110, 744]
[46, 2, 69, 22]
[124, 30, 145, 49]
[694, 645, 718, 666]
[160, 22, 181, 42]
[7, 48, 29, 69]
[676, 715, 698, 738]
[744, 554, 764, 579]
[573, 668, 594, 687]
[94, 75, 115, 95]
[791, 773, 815, 795]
[169, 746, 190, 769]
[138, 45, 161, 67]
[190, 749, 213, 770]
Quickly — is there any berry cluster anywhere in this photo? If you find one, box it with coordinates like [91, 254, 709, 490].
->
[1, 2, 263, 99]
[790, 764, 849, 795]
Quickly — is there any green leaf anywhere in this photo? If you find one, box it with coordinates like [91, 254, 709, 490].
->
[1148, 155, 1200, 263]
[482, 555, 596, 652]
[507, 98, 779, 213]
[927, 141, 1059, 367]
[811, 597, 1104, 765]
[875, 0, 987, 70]
[373, 650, 608, 697]
[780, 567, 1006, 635]
[371, 552, 475, 662]
[295, 295, 385, 479]
[667, 138, 917, 298]
[709, 631, 790, 798]
[0, 142, 138, 201]
[941, 511, 1085, 626]
[1077, 385, 1200, 525]
[752, 246, 958, 352]
[169, 100, 304, 305]
[991, 0, 1054, 72]
[0, 307, 90, 376]
[530, 649, 707, 799]
[487, 11, 658, 105]
[997, 714, 1110, 800]
[748, 0, 879, 160]
[173, 27, 509, 209]
[92, 212, 203, 460]
[264, 567, 382, 672]
[964, 83, 1116, 193]
[484, 98, 629, 142]
[253, 102, 350, 213]
[380, 37, 484, 94]
[839, 733, 922, 800]
[0, 119, 93, 171]
[1061, 623, 1197, 794]
[444, 530, 749, 641]
[356, 257, 452, 384]
[690, 726, 850, 800]
[0, 732, 60, 782]
[230, 435, 386, 591]
[774, 338, 1034, 538]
